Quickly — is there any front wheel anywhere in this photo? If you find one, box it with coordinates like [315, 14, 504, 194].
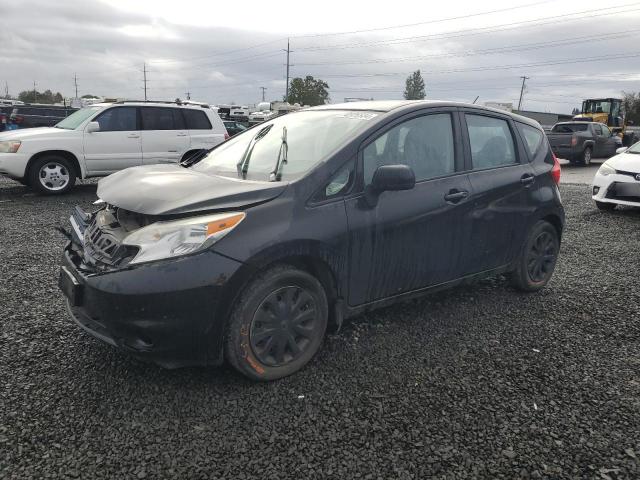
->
[28, 155, 76, 195]
[225, 265, 328, 381]
[581, 147, 592, 166]
[510, 220, 560, 292]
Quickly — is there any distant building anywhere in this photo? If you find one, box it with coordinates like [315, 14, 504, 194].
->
[484, 102, 513, 112]
[513, 110, 573, 128]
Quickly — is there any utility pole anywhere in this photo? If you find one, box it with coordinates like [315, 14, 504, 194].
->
[185, 91, 191, 100]
[74, 73, 79, 99]
[518, 76, 529, 111]
[260, 87, 267, 102]
[33, 81, 37, 103]
[4, 81, 8, 99]
[143, 63, 148, 101]
[284, 38, 291, 102]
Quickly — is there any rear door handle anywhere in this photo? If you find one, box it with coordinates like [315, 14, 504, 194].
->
[176, 132, 188, 137]
[444, 189, 469, 203]
[520, 174, 535, 186]
[127, 134, 140, 139]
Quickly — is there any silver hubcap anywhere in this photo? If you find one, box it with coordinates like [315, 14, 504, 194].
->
[39, 162, 70, 191]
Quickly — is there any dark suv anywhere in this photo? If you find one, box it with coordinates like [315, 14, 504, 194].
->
[59, 101, 564, 381]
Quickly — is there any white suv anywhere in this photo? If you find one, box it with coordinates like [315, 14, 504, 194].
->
[0, 101, 228, 194]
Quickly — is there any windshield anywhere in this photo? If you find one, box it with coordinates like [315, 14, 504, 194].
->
[55, 106, 101, 129]
[191, 110, 378, 181]
[583, 100, 611, 115]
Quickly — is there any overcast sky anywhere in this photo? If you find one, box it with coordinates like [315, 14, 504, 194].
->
[1, 0, 640, 113]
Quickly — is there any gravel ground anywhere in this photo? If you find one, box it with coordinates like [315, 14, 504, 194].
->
[1, 176, 639, 479]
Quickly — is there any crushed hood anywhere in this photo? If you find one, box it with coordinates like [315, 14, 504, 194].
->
[97, 164, 288, 215]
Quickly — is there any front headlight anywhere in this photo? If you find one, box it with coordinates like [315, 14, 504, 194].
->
[0, 140, 21, 153]
[123, 212, 245, 265]
[597, 163, 616, 176]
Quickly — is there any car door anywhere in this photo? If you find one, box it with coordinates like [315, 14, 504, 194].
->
[460, 110, 536, 273]
[83, 106, 141, 174]
[345, 109, 474, 307]
[140, 107, 190, 165]
[591, 124, 606, 157]
[599, 125, 617, 157]
[184, 108, 224, 148]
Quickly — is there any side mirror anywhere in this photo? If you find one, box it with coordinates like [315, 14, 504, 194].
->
[364, 164, 415, 207]
[616, 147, 628, 155]
[86, 121, 100, 133]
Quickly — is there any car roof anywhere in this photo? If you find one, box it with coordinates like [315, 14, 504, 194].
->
[307, 100, 542, 129]
[91, 102, 212, 110]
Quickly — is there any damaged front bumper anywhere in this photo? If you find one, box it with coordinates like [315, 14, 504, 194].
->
[58, 207, 244, 368]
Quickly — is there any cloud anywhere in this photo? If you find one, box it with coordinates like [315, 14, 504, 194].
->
[1, 0, 639, 112]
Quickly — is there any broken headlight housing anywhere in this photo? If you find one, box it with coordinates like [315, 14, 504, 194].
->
[122, 212, 245, 265]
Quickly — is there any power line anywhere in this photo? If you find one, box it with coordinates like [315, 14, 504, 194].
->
[312, 51, 640, 78]
[292, 0, 555, 38]
[295, 3, 640, 51]
[294, 29, 640, 67]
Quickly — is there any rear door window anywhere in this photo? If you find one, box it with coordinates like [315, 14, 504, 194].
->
[516, 122, 544, 158]
[465, 114, 517, 169]
[592, 124, 602, 135]
[94, 107, 137, 131]
[183, 109, 213, 130]
[141, 107, 181, 130]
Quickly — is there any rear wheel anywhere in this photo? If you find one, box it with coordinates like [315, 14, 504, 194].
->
[581, 146, 592, 166]
[28, 155, 76, 195]
[510, 220, 560, 292]
[595, 201, 616, 211]
[225, 265, 328, 381]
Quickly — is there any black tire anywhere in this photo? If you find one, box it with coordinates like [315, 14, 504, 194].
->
[595, 201, 616, 211]
[225, 265, 328, 381]
[510, 220, 560, 292]
[581, 146, 592, 166]
[28, 155, 76, 195]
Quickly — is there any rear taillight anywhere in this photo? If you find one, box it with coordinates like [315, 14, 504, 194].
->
[570, 135, 577, 146]
[551, 152, 561, 185]
[224, 132, 230, 141]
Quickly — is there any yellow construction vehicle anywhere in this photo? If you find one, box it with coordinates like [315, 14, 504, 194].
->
[573, 98, 637, 146]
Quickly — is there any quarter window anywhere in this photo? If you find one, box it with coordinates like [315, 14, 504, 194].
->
[141, 107, 184, 130]
[516, 122, 544, 158]
[363, 113, 455, 184]
[94, 107, 137, 132]
[466, 114, 516, 168]
[183, 109, 213, 130]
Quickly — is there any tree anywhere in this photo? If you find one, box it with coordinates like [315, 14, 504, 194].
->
[403, 70, 426, 100]
[82, 94, 100, 99]
[571, 107, 580, 115]
[622, 91, 640, 125]
[18, 89, 65, 104]
[286, 76, 329, 106]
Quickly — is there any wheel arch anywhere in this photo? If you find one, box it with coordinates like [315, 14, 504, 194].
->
[541, 213, 563, 241]
[27, 150, 84, 179]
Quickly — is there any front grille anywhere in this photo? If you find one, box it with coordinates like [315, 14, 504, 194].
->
[615, 170, 640, 179]
[85, 220, 120, 258]
[81, 209, 138, 270]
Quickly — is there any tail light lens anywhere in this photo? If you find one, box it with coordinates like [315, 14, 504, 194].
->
[551, 152, 561, 185]
[570, 135, 577, 146]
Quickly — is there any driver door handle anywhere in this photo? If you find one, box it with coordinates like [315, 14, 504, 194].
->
[127, 133, 140, 139]
[444, 189, 469, 204]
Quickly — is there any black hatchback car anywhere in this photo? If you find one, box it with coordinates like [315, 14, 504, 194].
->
[59, 101, 564, 381]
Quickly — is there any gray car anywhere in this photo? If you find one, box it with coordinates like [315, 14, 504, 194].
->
[547, 121, 622, 166]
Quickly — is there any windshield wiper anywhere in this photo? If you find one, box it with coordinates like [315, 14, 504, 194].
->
[269, 126, 288, 182]
[237, 124, 273, 179]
